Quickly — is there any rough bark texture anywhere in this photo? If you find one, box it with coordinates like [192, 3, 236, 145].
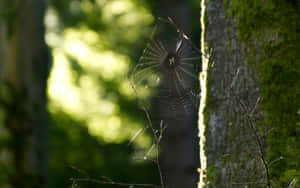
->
[0, 0, 50, 187]
[203, 0, 267, 187]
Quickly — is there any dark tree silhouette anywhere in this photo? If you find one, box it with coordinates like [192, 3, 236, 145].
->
[0, 0, 51, 187]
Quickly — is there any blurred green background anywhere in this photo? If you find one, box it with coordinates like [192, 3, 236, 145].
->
[47, 0, 157, 187]
[0, 0, 200, 187]
[46, 0, 199, 187]
[0, 0, 299, 187]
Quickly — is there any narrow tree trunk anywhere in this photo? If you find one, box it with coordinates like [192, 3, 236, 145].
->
[0, 0, 50, 187]
[155, 1, 199, 188]
[0, 2, 11, 187]
[199, 0, 266, 187]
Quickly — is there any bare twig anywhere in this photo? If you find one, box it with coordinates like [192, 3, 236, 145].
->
[133, 157, 158, 164]
[70, 166, 90, 178]
[288, 178, 297, 188]
[128, 73, 165, 188]
[233, 90, 271, 187]
[70, 165, 160, 188]
[231, 181, 266, 185]
[230, 67, 241, 89]
[70, 177, 160, 188]
[128, 126, 149, 146]
[249, 96, 260, 116]
[228, 67, 272, 187]
[260, 127, 276, 138]
[268, 156, 284, 168]
[158, 17, 203, 56]
[246, 116, 271, 188]
[156, 120, 166, 187]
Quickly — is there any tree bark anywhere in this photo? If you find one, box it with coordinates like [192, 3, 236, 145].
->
[200, 0, 267, 187]
[0, 0, 50, 187]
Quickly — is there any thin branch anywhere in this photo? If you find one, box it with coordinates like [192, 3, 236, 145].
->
[128, 73, 165, 188]
[156, 144, 164, 188]
[231, 181, 267, 185]
[247, 117, 271, 188]
[70, 177, 160, 188]
[133, 157, 158, 164]
[70, 165, 160, 188]
[249, 97, 260, 117]
[268, 156, 284, 168]
[234, 92, 271, 188]
[158, 17, 202, 54]
[229, 67, 272, 187]
[128, 127, 148, 146]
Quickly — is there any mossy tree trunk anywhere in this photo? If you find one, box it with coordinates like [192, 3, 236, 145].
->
[0, 0, 51, 187]
[200, 0, 268, 187]
[200, 0, 300, 187]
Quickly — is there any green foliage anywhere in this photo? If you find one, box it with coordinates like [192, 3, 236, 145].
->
[49, 111, 160, 188]
[225, 0, 300, 186]
[0, 105, 12, 188]
[1, 0, 201, 187]
[50, 0, 104, 29]
[48, 0, 153, 62]
[0, 0, 19, 38]
[46, 0, 159, 185]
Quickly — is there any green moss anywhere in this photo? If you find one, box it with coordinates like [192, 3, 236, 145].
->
[225, 0, 300, 187]
[206, 166, 217, 186]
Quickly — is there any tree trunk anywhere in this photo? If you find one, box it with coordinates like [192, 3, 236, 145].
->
[0, 0, 50, 187]
[155, 1, 199, 188]
[199, 0, 267, 187]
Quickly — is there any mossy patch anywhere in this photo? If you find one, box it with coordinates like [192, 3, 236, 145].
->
[225, 0, 300, 186]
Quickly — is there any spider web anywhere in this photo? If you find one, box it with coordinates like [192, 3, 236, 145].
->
[130, 17, 201, 113]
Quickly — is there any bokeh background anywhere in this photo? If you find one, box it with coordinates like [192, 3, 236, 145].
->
[0, 0, 200, 187]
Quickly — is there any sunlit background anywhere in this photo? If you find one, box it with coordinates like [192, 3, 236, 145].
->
[45, 0, 158, 187]
[41, 0, 200, 187]
[46, 3, 152, 144]
[0, 0, 298, 187]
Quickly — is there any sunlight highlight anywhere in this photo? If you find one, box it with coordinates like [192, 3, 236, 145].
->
[102, 0, 153, 28]
[198, 0, 208, 187]
[47, 29, 131, 141]
[88, 116, 121, 142]
[48, 50, 82, 115]
[45, 7, 153, 147]
[63, 29, 129, 80]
